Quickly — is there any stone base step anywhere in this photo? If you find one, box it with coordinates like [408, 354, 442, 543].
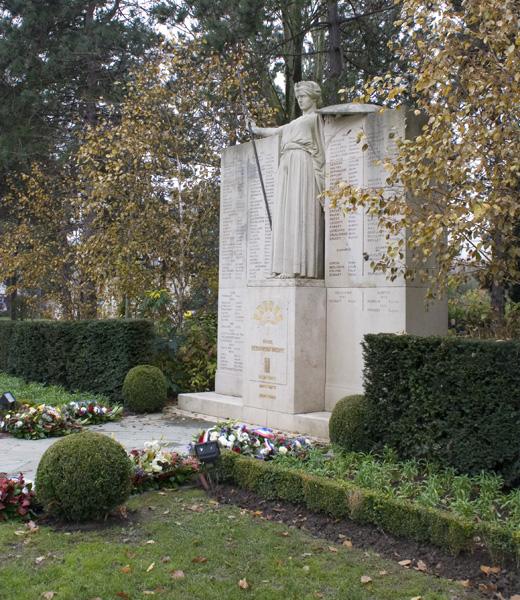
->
[178, 392, 243, 420]
[178, 392, 330, 439]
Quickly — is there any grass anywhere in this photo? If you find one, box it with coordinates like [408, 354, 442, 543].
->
[0, 371, 109, 407]
[0, 488, 480, 600]
[274, 448, 520, 532]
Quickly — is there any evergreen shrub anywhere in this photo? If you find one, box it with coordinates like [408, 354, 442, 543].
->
[0, 320, 155, 401]
[35, 431, 133, 521]
[122, 364, 167, 413]
[328, 395, 369, 451]
[153, 311, 217, 395]
[363, 334, 520, 484]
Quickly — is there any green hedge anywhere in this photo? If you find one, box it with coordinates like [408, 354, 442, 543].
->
[362, 334, 520, 485]
[0, 320, 155, 401]
[217, 452, 520, 562]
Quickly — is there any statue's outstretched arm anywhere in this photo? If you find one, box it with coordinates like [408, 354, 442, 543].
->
[249, 120, 282, 138]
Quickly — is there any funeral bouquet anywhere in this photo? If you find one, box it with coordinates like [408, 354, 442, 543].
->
[61, 401, 123, 425]
[0, 473, 35, 521]
[0, 404, 80, 439]
[194, 420, 312, 460]
[129, 440, 200, 492]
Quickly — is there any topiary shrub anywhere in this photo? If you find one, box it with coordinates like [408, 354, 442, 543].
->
[329, 395, 369, 451]
[35, 431, 132, 521]
[363, 334, 520, 484]
[122, 364, 167, 413]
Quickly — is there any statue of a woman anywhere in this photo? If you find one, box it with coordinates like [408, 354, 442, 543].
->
[252, 81, 325, 279]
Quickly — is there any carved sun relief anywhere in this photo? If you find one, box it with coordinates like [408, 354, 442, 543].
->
[253, 300, 283, 325]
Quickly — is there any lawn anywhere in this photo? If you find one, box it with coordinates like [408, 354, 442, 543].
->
[0, 489, 481, 600]
[0, 372, 109, 407]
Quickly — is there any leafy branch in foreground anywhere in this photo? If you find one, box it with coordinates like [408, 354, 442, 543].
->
[324, 0, 520, 322]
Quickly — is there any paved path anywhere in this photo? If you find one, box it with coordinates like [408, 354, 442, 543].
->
[0, 411, 213, 481]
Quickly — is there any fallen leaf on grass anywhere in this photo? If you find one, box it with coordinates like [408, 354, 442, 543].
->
[171, 570, 185, 580]
[478, 583, 497, 592]
[145, 540, 155, 545]
[120, 565, 131, 574]
[252, 510, 263, 517]
[314, 594, 324, 599]
[457, 579, 471, 588]
[480, 565, 501, 576]
[238, 579, 249, 590]
[146, 562, 155, 572]
[342, 540, 353, 548]
[188, 504, 204, 513]
[35, 556, 46, 564]
[278, 531, 290, 537]
[162, 510, 170, 515]
[160, 556, 171, 563]
[302, 565, 310, 573]
[398, 559, 412, 567]
[41, 593, 56, 600]
[142, 592, 155, 596]
[379, 570, 388, 576]
[410, 596, 422, 599]
[415, 560, 427, 572]
[116, 593, 129, 600]
[327, 546, 338, 553]
[191, 556, 208, 564]
[360, 575, 372, 584]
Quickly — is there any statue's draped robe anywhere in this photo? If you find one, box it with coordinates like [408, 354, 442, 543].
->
[271, 112, 325, 278]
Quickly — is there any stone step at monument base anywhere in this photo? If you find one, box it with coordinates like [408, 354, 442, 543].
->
[178, 391, 330, 439]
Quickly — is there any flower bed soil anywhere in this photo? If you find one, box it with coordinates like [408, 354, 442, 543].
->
[212, 484, 520, 599]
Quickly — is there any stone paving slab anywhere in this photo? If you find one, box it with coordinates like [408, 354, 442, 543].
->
[0, 412, 213, 481]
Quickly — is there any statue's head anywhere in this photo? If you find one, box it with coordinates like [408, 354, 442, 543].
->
[294, 81, 322, 106]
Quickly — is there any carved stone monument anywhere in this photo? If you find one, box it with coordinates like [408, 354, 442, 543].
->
[179, 101, 447, 437]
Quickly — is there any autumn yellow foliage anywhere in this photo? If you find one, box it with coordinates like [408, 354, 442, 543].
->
[325, 0, 520, 317]
[1, 40, 273, 320]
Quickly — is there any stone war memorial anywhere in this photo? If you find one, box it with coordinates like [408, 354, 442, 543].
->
[180, 83, 447, 437]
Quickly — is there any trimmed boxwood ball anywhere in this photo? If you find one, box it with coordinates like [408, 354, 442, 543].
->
[329, 394, 369, 451]
[122, 364, 167, 413]
[36, 431, 132, 521]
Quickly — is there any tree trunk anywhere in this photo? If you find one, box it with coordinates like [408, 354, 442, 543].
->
[79, 1, 101, 320]
[490, 279, 506, 333]
[327, 0, 343, 80]
[281, 3, 305, 121]
[312, 26, 325, 84]
[8, 287, 17, 321]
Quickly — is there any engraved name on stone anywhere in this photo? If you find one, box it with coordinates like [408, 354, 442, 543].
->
[217, 289, 244, 372]
[220, 146, 247, 284]
[247, 137, 278, 281]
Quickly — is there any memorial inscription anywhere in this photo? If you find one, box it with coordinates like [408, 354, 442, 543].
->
[246, 137, 278, 281]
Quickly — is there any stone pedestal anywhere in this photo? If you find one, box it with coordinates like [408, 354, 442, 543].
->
[178, 104, 448, 438]
[242, 279, 326, 426]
